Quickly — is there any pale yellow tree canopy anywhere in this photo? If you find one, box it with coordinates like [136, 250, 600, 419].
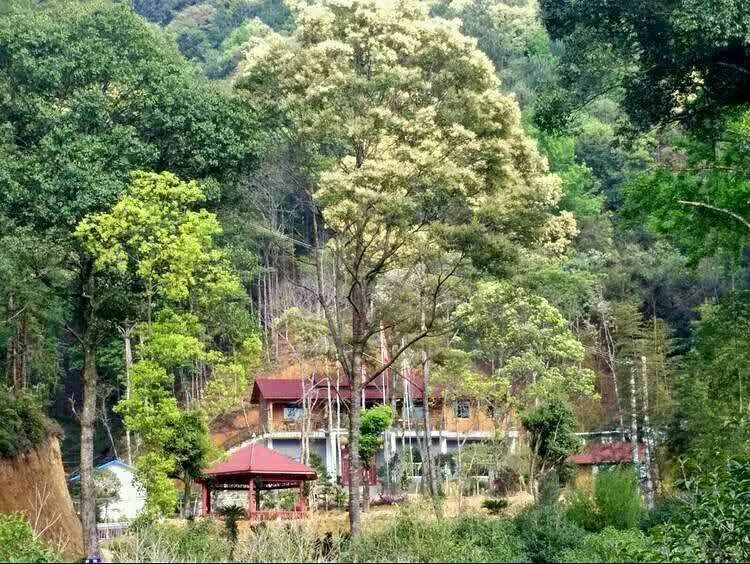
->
[240, 0, 575, 276]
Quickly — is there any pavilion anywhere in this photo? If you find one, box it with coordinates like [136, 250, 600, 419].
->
[197, 443, 317, 520]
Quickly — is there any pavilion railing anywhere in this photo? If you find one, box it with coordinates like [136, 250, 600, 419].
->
[249, 509, 306, 521]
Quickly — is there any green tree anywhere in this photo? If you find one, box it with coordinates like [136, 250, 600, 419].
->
[538, 0, 750, 129]
[521, 399, 580, 501]
[669, 292, 750, 468]
[166, 410, 213, 518]
[115, 360, 182, 514]
[623, 108, 750, 264]
[359, 406, 393, 512]
[78, 171, 255, 514]
[455, 281, 595, 407]
[0, 2, 259, 554]
[240, 0, 574, 534]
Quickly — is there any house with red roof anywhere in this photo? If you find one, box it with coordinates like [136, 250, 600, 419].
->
[226, 367, 515, 490]
[568, 432, 646, 483]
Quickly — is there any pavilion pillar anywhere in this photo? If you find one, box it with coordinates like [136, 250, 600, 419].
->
[248, 479, 255, 517]
[201, 482, 211, 516]
[298, 481, 306, 514]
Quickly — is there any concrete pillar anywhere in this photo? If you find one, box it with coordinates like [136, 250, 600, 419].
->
[439, 436, 448, 454]
[509, 428, 518, 454]
[325, 432, 336, 478]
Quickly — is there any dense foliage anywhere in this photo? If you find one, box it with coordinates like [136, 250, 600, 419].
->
[1, 0, 749, 559]
[0, 514, 60, 563]
[0, 387, 55, 458]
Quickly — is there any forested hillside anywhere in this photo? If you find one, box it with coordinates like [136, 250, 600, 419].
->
[1, 0, 748, 562]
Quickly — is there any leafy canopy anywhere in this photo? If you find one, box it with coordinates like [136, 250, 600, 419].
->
[455, 281, 595, 406]
[359, 406, 394, 468]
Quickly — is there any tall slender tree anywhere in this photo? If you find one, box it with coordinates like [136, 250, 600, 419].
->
[240, 0, 573, 534]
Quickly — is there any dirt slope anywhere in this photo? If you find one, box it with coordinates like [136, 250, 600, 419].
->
[0, 437, 83, 559]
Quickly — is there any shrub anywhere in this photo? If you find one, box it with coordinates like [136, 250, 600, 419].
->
[0, 513, 59, 563]
[109, 518, 231, 562]
[346, 510, 525, 562]
[514, 503, 586, 563]
[481, 498, 509, 515]
[566, 467, 645, 532]
[593, 468, 644, 530]
[565, 487, 600, 532]
[647, 458, 750, 562]
[559, 527, 654, 562]
[639, 497, 681, 531]
[0, 387, 54, 458]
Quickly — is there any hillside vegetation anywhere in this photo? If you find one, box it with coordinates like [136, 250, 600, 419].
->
[1, 0, 749, 561]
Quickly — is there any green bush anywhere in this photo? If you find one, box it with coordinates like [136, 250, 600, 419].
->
[559, 527, 654, 562]
[566, 467, 644, 532]
[110, 518, 231, 562]
[481, 498, 509, 515]
[514, 503, 586, 563]
[346, 511, 525, 562]
[565, 487, 600, 532]
[639, 498, 681, 531]
[594, 468, 645, 530]
[0, 513, 59, 563]
[0, 387, 54, 458]
[647, 458, 750, 562]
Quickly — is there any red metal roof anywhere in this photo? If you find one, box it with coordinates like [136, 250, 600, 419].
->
[569, 441, 646, 465]
[252, 378, 304, 401]
[201, 443, 317, 479]
[250, 376, 443, 403]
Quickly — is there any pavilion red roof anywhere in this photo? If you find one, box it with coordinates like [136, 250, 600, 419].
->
[569, 441, 646, 465]
[201, 443, 316, 480]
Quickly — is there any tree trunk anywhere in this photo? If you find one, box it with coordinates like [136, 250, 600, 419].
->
[603, 320, 626, 439]
[80, 339, 99, 559]
[420, 345, 442, 518]
[348, 346, 363, 536]
[457, 437, 463, 513]
[5, 292, 26, 390]
[362, 467, 370, 512]
[121, 326, 134, 466]
[640, 356, 655, 509]
[182, 477, 192, 518]
[628, 364, 641, 484]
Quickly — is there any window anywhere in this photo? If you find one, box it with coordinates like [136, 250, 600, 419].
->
[283, 404, 304, 421]
[454, 400, 470, 419]
[412, 402, 426, 420]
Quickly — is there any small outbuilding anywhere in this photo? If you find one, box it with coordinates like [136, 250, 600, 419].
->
[197, 443, 317, 521]
[69, 459, 145, 522]
[569, 440, 646, 484]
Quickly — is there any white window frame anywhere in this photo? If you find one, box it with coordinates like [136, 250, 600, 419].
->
[412, 402, 426, 420]
[283, 404, 304, 421]
[454, 400, 470, 419]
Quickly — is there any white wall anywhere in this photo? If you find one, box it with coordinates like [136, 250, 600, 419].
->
[99, 464, 146, 522]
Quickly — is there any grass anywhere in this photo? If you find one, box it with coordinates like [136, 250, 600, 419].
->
[108, 492, 660, 563]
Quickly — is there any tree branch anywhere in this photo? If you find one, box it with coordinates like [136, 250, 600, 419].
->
[678, 200, 750, 232]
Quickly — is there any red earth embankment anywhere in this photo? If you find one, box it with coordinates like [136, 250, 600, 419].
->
[0, 437, 83, 559]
